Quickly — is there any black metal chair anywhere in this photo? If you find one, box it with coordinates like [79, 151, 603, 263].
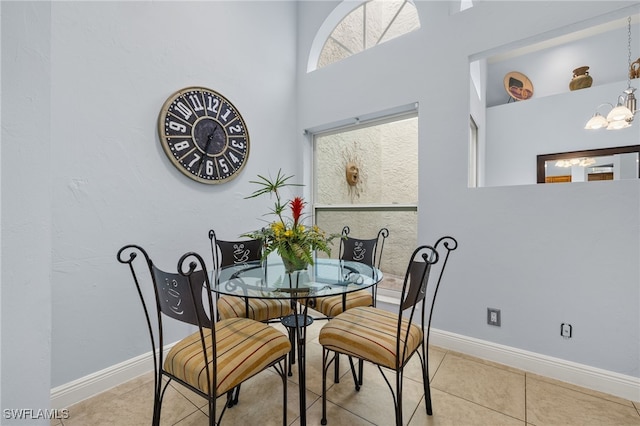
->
[117, 245, 291, 426]
[313, 226, 388, 317]
[318, 236, 458, 426]
[209, 229, 293, 322]
[307, 226, 388, 383]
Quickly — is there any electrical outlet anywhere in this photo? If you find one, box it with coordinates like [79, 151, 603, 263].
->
[561, 323, 572, 338]
[487, 308, 501, 326]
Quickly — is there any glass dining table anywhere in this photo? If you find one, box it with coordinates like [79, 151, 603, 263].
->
[215, 257, 382, 426]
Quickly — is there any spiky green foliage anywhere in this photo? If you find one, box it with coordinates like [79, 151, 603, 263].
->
[243, 170, 340, 271]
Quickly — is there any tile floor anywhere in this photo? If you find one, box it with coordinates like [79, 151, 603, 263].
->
[58, 315, 640, 426]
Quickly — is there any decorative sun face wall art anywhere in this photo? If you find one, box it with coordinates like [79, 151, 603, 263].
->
[345, 160, 360, 187]
[343, 143, 363, 201]
[315, 117, 418, 205]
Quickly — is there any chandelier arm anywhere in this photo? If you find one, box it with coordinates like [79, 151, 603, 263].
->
[586, 16, 636, 130]
[627, 16, 632, 90]
[595, 103, 614, 114]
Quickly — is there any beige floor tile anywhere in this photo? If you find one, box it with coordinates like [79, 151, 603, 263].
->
[64, 378, 199, 426]
[63, 319, 639, 426]
[284, 340, 349, 396]
[304, 329, 444, 390]
[209, 372, 294, 425]
[401, 346, 447, 383]
[108, 371, 155, 396]
[172, 409, 209, 426]
[301, 397, 376, 426]
[526, 372, 637, 408]
[448, 350, 526, 375]
[65, 370, 155, 410]
[170, 381, 208, 409]
[169, 367, 297, 425]
[323, 361, 426, 425]
[526, 376, 640, 426]
[430, 352, 526, 421]
[410, 388, 525, 426]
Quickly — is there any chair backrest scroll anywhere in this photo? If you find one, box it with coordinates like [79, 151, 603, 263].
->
[424, 236, 458, 347]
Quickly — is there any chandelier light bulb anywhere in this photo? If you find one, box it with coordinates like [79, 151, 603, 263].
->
[607, 119, 631, 130]
[555, 157, 597, 167]
[584, 113, 609, 129]
[607, 103, 634, 122]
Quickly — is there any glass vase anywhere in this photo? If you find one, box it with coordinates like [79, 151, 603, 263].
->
[281, 255, 308, 274]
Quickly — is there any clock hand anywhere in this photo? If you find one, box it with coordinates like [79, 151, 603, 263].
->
[198, 125, 218, 174]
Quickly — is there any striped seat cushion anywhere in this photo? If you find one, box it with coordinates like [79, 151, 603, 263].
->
[164, 317, 291, 396]
[217, 295, 293, 322]
[312, 289, 373, 318]
[319, 306, 423, 370]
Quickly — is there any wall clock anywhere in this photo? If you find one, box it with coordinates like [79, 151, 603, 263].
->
[158, 86, 250, 184]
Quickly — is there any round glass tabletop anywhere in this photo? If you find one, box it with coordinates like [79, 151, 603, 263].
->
[214, 258, 382, 300]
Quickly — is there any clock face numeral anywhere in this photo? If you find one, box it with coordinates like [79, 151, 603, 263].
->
[158, 87, 250, 184]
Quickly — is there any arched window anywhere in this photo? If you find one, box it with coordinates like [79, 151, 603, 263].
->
[309, 0, 421, 72]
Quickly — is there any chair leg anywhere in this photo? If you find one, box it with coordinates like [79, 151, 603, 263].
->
[346, 356, 361, 391]
[395, 370, 403, 426]
[425, 381, 433, 416]
[274, 358, 288, 426]
[152, 397, 161, 426]
[152, 387, 161, 426]
[210, 398, 216, 426]
[287, 326, 296, 376]
[333, 353, 340, 383]
[421, 348, 433, 416]
[153, 378, 172, 426]
[231, 384, 241, 406]
[321, 348, 334, 425]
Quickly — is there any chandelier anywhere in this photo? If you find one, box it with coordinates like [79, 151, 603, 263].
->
[555, 157, 596, 168]
[584, 16, 637, 130]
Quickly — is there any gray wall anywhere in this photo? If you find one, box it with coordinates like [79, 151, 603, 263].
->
[296, 0, 639, 378]
[49, 0, 299, 386]
[1, 1, 53, 418]
[1, 0, 639, 420]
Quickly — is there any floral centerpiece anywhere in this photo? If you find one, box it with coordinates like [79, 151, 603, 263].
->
[243, 170, 340, 273]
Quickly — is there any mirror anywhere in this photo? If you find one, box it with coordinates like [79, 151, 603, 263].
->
[537, 145, 640, 183]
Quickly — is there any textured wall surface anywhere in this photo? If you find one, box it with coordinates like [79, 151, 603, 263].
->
[316, 210, 417, 277]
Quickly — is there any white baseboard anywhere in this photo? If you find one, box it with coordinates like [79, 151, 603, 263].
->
[51, 321, 639, 409]
[429, 328, 640, 403]
[377, 288, 639, 403]
[50, 350, 156, 409]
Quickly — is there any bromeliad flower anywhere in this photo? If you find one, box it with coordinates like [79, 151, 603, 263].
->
[243, 170, 340, 272]
[290, 196, 304, 227]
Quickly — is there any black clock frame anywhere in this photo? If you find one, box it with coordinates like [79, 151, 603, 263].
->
[158, 87, 250, 184]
